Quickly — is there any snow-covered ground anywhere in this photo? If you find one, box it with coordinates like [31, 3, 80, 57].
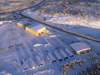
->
[22, 7, 100, 40]
[0, 0, 100, 75]
[22, 0, 100, 40]
[0, 20, 100, 75]
[46, 15, 100, 40]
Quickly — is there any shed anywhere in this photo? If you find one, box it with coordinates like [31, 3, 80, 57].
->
[26, 24, 49, 36]
[70, 42, 91, 54]
[35, 56, 43, 67]
[17, 20, 30, 27]
[48, 53, 56, 63]
[65, 49, 74, 57]
[0, 15, 7, 19]
[28, 57, 36, 69]
[54, 51, 62, 61]
[20, 59, 28, 71]
[60, 50, 68, 60]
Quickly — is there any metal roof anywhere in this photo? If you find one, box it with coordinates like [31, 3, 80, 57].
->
[17, 20, 29, 25]
[27, 24, 45, 32]
[70, 42, 91, 52]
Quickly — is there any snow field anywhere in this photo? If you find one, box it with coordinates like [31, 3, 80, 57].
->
[0, 20, 100, 75]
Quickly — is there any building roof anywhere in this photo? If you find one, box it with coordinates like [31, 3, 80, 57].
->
[27, 24, 45, 32]
[17, 20, 29, 25]
[0, 15, 7, 18]
[70, 42, 91, 52]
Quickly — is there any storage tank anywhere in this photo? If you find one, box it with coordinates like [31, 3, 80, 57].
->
[48, 53, 56, 63]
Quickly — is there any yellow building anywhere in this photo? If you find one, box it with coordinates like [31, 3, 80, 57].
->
[17, 20, 30, 27]
[0, 15, 7, 19]
[70, 42, 91, 54]
[26, 24, 49, 36]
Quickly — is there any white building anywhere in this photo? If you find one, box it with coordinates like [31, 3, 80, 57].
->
[48, 53, 56, 63]
[70, 42, 91, 54]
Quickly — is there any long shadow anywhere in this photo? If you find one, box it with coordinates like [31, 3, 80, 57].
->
[25, 41, 38, 57]
[14, 44, 24, 60]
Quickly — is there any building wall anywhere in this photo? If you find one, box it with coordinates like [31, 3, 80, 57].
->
[37, 27, 46, 33]
[17, 23, 30, 27]
[76, 48, 91, 53]
[26, 27, 39, 36]
[17, 23, 23, 27]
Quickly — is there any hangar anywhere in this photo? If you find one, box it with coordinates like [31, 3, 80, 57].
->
[70, 42, 91, 54]
[26, 24, 49, 36]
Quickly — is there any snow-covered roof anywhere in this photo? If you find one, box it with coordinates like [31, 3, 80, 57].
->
[17, 20, 29, 25]
[54, 51, 62, 61]
[48, 53, 56, 63]
[60, 50, 68, 58]
[27, 24, 45, 32]
[0, 15, 7, 18]
[28, 57, 36, 68]
[20, 59, 28, 71]
[70, 42, 91, 52]
[35, 56, 43, 66]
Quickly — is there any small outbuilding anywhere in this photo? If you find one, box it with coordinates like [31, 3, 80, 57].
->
[28, 57, 36, 69]
[48, 53, 56, 63]
[65, 49, 74, 57]
[20, 59, 28, 71]
[54, 51, 62, 61]
[26, 24, 49, 36]
[70, 42, 91, 54]
[60, 50, 68, 60]
[35, 56, 43, 67]
[0, 15, 7, 19]
[17, 20, 30, 27]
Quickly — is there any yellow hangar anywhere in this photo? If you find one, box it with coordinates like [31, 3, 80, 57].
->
[26, 24, 49, 36]
[0, 15, 7, 19]
[17, 20, 30, 27]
